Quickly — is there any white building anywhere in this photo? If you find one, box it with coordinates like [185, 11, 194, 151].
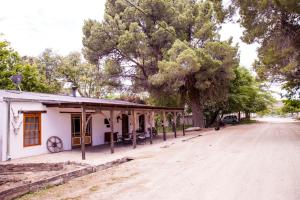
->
[0, 90, 183, 161]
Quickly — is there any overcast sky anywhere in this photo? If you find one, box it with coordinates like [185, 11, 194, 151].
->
[0, 0, 259, 68]
[0, 0, 104, 56]
[2, 0, 282, 98]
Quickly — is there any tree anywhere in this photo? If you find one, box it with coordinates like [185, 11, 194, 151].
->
[226, 66, 275, 119]
[226, 0, 300, 95]
[34, 49, 63, 93]
[151, 39, 238, 127]
[82, 0, 239, 127]
[0, 40, 51, 92]
[56, 52, 106, 97]
[281, 99, 300, 115]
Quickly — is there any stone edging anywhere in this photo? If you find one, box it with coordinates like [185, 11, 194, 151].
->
[0, 157, 133, 200]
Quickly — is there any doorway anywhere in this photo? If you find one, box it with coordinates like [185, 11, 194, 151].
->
[71, 114, 92, 147]
[122, 114, 129, 137]
[138, 114, 145, 132]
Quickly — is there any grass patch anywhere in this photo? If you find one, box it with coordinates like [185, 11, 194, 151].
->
[239, 119, 258, 124]
[18, 185, 57, 200]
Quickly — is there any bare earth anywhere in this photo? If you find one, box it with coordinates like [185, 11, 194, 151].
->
[20, 120, 300, 200]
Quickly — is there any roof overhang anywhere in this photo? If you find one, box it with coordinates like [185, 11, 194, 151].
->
[3, 97, 184, 112]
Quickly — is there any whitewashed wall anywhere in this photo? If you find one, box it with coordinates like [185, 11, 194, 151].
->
[7, 102, 72, 160]
[91, 111, 122, 146]
[0, 101, 148, 161]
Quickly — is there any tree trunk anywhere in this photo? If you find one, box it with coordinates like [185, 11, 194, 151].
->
[190, 97, 205, 128]
[245, 111, 250, 120]
[238, 111, 241, 121]
[207, 109, 221, 127]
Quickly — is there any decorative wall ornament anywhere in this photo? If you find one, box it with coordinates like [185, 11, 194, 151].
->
[10, 107, 23, 135]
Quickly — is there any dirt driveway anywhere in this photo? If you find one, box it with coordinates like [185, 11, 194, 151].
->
[19, 120, 300, 200]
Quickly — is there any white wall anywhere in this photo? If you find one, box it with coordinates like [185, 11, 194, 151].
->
[0, 101, 150, 161]
[92, 111, 123, 146]
[8, 102, 72, 160]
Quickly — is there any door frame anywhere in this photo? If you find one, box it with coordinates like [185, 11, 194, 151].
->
[122, 114, 129, 137]
[71, 114, 93, 148]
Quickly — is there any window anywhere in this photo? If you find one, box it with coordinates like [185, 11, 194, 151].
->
[23, 113, 41, 147]
[104, 118, 110, 128]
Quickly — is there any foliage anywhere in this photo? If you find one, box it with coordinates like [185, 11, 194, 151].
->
[0, 40, 52, 92]
[147, 93, 182, 108]
[56, 52, 107, 98]
[32, 49, 63, 93]
[281, 99, 300, 114]
[82, 0, 239, 127]
[226, 0, 300, 95]
[226, 66, 275, 116]
[23, 49, 112, 97]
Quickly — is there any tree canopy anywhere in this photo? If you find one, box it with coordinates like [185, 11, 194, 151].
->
[225, 0, 300, 96]
[281, 99, 300, 114]
[0, 40, 51, 92]
[226, 67, 275, 118]
[82, 0, 239, 127]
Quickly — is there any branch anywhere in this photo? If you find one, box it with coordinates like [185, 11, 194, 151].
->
[115, 49, 148, 78]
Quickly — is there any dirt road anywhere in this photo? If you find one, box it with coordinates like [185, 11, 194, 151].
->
[20, 120, 300, 200]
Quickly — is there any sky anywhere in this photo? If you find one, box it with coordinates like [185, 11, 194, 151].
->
[0, 0, 282, 98]
[0, 0, 105, 56]
[0, 0, 258, 67]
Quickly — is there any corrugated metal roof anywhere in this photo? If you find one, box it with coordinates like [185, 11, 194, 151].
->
[0, 90, 183, 110]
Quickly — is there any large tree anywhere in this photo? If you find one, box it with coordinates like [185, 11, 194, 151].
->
[151, 39, 238, 126]
[82, 0, 238, 127]
[227, 0, 300, 95]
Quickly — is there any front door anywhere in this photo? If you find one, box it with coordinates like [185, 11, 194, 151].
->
[71, 114, 92, 147]
[122, 114, 129, 137]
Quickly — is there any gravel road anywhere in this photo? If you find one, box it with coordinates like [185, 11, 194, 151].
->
[20, 119, 300, 200]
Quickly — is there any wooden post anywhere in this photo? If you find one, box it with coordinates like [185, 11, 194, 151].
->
[81, 104, 86, 160]
[110, 110, 114, 154]
[132, 110, 137, 148]
[162, 111, 166, 141]
[182, 111, 185, 136]
[174, 112, 177, 138]
[149, 111, 154, 144]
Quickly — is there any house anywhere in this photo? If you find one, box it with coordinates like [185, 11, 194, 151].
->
[0, 90, 184, 161]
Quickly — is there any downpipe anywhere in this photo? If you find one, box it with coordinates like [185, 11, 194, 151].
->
[5, 99, 11, 161]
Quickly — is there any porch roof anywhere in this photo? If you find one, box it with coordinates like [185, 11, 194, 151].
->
[0, 90, 183, 111]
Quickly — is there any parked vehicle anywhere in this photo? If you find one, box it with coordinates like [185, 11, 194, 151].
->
[222, 115, 239, 124]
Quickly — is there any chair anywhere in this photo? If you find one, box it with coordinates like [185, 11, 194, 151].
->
[137, 132, 147, 144]
[122, 133, 132, 145]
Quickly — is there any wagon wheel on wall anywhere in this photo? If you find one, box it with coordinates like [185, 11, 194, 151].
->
[46, 136, 63, 153]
